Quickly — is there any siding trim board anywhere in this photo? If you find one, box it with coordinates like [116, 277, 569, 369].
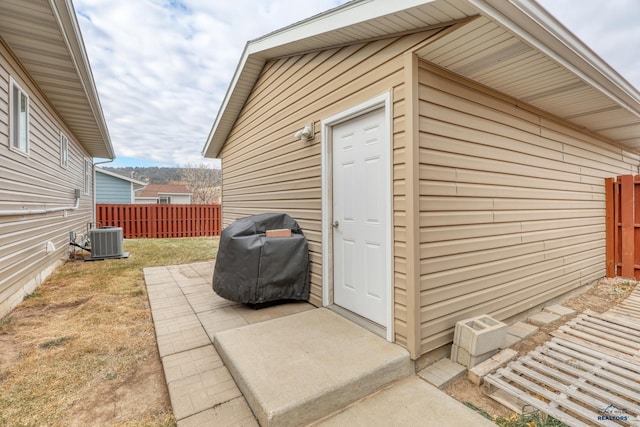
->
[403, 51, 421, 358]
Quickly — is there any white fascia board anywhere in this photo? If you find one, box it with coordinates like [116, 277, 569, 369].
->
[470, 0, 640, 117]
[50, 0, 115, 159]
[247, 0, 439, 54]
[96, 168, 147, 185]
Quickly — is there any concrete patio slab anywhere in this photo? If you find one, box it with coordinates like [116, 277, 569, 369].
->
[167, 364, 242, 420]
[156, 324, 210, 358]
[313, 376, 496, 427]
[507, 321, 539, 339]
[543, 304, 576, 317]
[214, 308, 414, 427]
[417, 358, 466, 388]
[144, 271, 177, 285]
[199, 312, 249, 342]
[233, 300, 313, 324]
[154, 313, 203, 336]
[178, 283, 212, 295]
[177, 396, 258, 427]
[147, 300, 195, 322]
[162, 345, 224, 383]
[145, 261, 508, 426]
[527, 311, 561, 326]
[145, 262, 319, 424]
[184, 291, 220, 313]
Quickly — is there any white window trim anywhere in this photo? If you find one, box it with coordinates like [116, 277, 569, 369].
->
[60, 132, 69, 168]
[9, 77, 30, 156]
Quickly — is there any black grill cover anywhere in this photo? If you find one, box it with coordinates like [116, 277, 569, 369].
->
[212, 213, 310, 304]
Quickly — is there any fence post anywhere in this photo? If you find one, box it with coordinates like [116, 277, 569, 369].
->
[620, 175, 635, 278]
[149, 205, 156, 238]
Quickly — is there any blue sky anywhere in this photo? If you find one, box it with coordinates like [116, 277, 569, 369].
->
[74, 0, 640, 169]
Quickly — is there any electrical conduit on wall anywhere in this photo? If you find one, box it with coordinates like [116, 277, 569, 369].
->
[0, 191, 81, 216]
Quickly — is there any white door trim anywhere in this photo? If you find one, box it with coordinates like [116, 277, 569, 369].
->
[321, 92, 394, 342]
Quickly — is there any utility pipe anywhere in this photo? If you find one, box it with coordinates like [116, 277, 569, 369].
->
[0, 196, 80, 217]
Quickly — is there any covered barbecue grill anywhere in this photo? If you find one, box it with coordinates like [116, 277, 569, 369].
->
[212, 213, 310, 304]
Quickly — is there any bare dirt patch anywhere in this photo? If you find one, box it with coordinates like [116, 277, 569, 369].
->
[444, 277, 638, 420]
[0, 335, 20, 378]
[66, 352, 171, 427]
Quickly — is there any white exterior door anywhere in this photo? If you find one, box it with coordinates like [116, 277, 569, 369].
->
[332, 107, 389, 327]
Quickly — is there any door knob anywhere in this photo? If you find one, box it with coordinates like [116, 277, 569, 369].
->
[332, 220, 339, 228]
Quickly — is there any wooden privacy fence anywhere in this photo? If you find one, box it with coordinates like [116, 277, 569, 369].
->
[96, 204, 221, 239]
[605, 175, 640, 279]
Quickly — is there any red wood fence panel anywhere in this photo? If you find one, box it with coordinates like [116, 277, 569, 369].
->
[606, 175, 640, 279]
[96, 204, 221, 239]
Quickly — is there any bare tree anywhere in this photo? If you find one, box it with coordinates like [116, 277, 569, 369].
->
[181, 163, 221, 204]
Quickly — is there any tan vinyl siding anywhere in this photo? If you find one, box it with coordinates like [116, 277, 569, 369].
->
[220, 29, 444, 342]
[0, 41, 93, 316]
[417, 61, 639, 354]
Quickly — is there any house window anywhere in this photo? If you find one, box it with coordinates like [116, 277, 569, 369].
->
[84, 158, 91, 195]
[60, 133, 69, 168]
[9, 79, 29, 154]
[158, 196, 171, 204]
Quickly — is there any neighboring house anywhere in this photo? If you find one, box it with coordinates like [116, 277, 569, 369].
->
[0, 1, 114, 317]
[202, 0, 640, 363]
[134, 184, 192, 204]
[95, 168, 146, 204]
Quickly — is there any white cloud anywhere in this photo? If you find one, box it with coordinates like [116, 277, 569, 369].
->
[74, 0, 348, 167]
[74, 0, 640, 168]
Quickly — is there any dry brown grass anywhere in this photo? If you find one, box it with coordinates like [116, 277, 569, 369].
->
[0, 237, 219, 427]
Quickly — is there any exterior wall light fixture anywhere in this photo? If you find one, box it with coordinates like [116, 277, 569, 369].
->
[294, 122, 315, 142]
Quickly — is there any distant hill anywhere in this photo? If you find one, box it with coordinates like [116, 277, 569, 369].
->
[102, 166, 221, 185]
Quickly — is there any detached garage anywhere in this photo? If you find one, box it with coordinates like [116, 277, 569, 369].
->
[202, 0, 640, 362]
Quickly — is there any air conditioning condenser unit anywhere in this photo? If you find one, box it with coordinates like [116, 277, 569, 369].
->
[89, 227, 128, 259]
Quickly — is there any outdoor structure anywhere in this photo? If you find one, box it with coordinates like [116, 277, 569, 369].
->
[203, 0, 640, 362]
[0, 1, 114, 317]
[95, 168, 146, 204]
[134, 183, 192, 204]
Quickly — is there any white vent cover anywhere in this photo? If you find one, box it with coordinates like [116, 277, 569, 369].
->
[90, 227, 124, 258]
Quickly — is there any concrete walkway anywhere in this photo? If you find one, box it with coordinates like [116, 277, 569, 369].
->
[143, 262, 495, 426]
